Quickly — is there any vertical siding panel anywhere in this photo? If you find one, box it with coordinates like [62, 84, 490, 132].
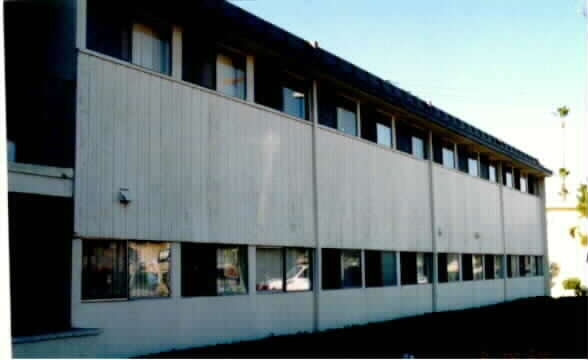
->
[112, 61, 125, 238]
[75, 54, 90, 235]
[198, 90, 208, 242]
[124, 67, 137, 239]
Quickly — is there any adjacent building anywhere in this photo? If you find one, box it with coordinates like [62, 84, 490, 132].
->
[6, 0, 552, 357]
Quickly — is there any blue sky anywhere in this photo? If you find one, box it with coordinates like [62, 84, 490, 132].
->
[230, 0, 587, 201]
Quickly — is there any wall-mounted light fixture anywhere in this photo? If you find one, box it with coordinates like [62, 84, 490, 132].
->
[118, 188, 132, 206]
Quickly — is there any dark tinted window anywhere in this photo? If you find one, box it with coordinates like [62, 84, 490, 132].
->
[322, 248, 341, 290]
[87, 0, 131, 61]
[182, 30, 216, 90]
[462, 254, 473, 281]
[396, 121, 427, 159]
[484, 255, 495, 280]
[366, 251, 397, 287]
[182, 243, 247, 296]
[82, 240, 127, 300]
[360, 107, 392, 146]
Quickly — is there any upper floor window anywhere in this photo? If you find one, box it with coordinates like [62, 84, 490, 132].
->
[87, 0, 131, 62]
[218, 50, 247, 100]
[468, 155, 479, 177]
[86, 1, 172, 76]
[360, 106, 392, 147]
[254, 58, 310, 120]
[503, 167, 514, 188]
[520, 174, 528, 193]
[318, 88, 358, 137]
[489, 163, 497, 182]
[433, 136, 455, 169]
[396, 121, 427, 159]
[131, 23, 171, 75]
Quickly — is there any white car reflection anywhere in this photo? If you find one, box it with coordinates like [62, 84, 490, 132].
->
[257, 264, 310, 291]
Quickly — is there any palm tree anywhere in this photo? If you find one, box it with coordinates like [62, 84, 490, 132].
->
[555, 106, 570, 200]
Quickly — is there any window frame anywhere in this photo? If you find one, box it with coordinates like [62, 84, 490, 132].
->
[256, 247, 313, 294]
[82, 239, 172, 302]
[321, 248, 363, 290]
[365, 250, 398, 288]
[181, 243, 248, 297]
[216, 46, 248, 100]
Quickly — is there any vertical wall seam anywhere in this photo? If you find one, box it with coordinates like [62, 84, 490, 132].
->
[311, 80, 321, 332]
[427, 130, 438, 313]
[498, 162, 508, 300]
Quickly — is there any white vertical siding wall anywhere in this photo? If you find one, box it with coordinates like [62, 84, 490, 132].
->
[316, 130, 433, 251]
[433, 165, 503, 254]
[75, 52, 314, 247]
[503, 188, 544, 255]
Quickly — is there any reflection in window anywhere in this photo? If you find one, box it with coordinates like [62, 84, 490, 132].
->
[417, 253, 434, 284]
[182, 243, 247, 297]
[322, 249, 362, 289]
[82, 240, 127, 300]
[520, 175, 528, 193]
[468, 157, 479, 177]
[494, 255, 504, 279]
[504, 168, 514, 188]
[132, 23, 171, 75]
[218, 51, 246, 100]
[376, 123, 392, 147]
[366, 251, 397, 287]
[360, 106, 392, 147]
[286, 248, 312, 292]
[535, 256, 544, 276]
[342, 250, 362, 287]
[473, 254, 484, 280]
[256, 248, 283, 292]
[447, 254, 460, 282]
[438, 253, 460, 283]
[283, 87, 307, 119]
[489, 164, 497, 182]
[337, 107, 358, 137]
[442, 148, 455, 169]
[217, 246, 247, 295]
[128, 241, 171, 298]
[412, 137, 426, 159]
[507, 255, 519, 278]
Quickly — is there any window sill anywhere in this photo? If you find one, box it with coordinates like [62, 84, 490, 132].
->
[12, 328, 102, 345]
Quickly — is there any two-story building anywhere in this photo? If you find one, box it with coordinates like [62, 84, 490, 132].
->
[6, 0, 551, 357]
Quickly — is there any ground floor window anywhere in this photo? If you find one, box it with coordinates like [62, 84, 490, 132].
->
[507, 255, 519, 278]
[182, 243, 247, 297]
[401, 252, 433, 285]
[256, 247, 312, 292]
[438, 253, 460, 283]
[365, 250, 397, 287]
[322, 249, 362, 290]
[473, 254, 484, 281]
[82, 240, 170, 300]
[535, 256, 544, 276]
